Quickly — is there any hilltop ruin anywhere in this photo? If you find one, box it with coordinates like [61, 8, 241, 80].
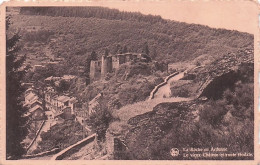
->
[89, 53, 150, 81]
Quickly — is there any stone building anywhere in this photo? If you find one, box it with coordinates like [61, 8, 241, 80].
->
[101, 55, 113, 77]
[90, 60, 101, 81]
[44, 87, 77, 115]
[90, 52, 149, 82]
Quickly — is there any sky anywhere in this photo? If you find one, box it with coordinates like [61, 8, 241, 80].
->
[85, 0, 258, 34]
[2, 0, 259, 34]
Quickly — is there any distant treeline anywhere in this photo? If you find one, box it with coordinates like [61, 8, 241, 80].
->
[20, 7, 166, 24]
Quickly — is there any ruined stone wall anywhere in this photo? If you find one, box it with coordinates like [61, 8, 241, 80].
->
[91, 53, 146, 81]
[90, 61, 101, 81]
[112, 56, 120, 69]
[101, 56, 113, 78]
[107, 57, 113, 72]
[118, 55, 126, 65]
[125, 53, 133, 62]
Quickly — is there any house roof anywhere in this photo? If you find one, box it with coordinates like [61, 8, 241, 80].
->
[45, 76, 53, 81]
[23, 112, 31, 117]
[24, 98, 42, 107]
[57, 95, 70, 102]
[30, 99, 42, 105]
[25, 93, 38, 102]
[62, 75, 76, 80]
[53, 95, 59, 99]
[69, 97, 78, 104]
[45, 87, 55, 93]
[29, 105, 43, 113]
[34, 65, 44, 67]
[45, 111, 54, 115]
[45, 76, 61, 81]
[25, 88, 34, 93]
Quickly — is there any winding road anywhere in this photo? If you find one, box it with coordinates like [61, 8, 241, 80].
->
[153, 72, 185, 99]
[115, 71, 192, 122]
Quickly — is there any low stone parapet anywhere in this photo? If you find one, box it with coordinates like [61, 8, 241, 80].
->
[26, 120, 46, 152]
[23, 148, 60, 159]
[149, 72, 179, 100]
[51, 133, 97, 160]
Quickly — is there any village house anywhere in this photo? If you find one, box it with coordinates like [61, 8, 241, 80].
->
[24, 105, 46, 121]
[23, 87, 45, 120]
[44, 76, 61, 84]
[24, 93, 38, 105]
[44, 75, 77, 86]
[44, 87, 78, 118]
[25, 99, 43, 109]
[24, 88, 38, 104]
[24, 88, 42, 108]
[62, 75, 77, 83]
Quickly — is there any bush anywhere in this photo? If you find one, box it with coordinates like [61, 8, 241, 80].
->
[199, 100, 228, 126]
[86, 102, 113, 141]
[37, 120, 83, 153]
[23, 29, 54, 43]
[174, 88, 190, 97]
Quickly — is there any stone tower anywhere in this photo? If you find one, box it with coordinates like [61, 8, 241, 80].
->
[90, 60, 101, 81]
[101, 55, 112, 78]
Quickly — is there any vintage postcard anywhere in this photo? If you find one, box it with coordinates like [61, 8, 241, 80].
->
[0, 0, 259, 164]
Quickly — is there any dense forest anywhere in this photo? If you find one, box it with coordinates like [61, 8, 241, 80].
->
[15, 7, 253, 70]
[20, 7, 165, 24]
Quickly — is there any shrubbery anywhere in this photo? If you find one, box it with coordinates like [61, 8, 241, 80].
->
[37, 120, 84, 153]
[23, 29, 54, 43]
[86, 103, 113, 141]
[120, 79, 254, 160]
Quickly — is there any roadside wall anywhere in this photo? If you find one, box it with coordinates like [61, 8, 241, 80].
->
[23, 148, 60, 159]
[51, 133, 97, 160]
[149, 72, 179, 100]
[26, 120, 46, 152]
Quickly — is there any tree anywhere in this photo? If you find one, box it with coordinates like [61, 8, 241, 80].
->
[6, 16, 29, 159]
[104, 48, 109, 57]
[142, 42, 150, 55]
[88, 108, 112, 141]
[122, 46, 128, 53]
[56, 79, 70, 93]
[86, 98, 112, 141]
[151, 47, 157, 60]
[90, 50, 97, 61]
[112, 44, 122, 54]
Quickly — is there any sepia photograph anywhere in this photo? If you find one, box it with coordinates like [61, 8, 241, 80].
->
[2, 1, 258, 163]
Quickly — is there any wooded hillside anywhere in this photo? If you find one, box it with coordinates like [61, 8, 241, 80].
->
[15, 6, 253, 69]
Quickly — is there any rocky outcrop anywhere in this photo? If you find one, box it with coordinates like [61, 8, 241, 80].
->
[112, 48, 254, 160]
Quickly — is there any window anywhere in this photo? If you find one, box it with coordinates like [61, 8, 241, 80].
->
[64, 101, 69, 106]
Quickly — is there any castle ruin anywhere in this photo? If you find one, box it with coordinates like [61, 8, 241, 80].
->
[90, 52, 149, 81]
